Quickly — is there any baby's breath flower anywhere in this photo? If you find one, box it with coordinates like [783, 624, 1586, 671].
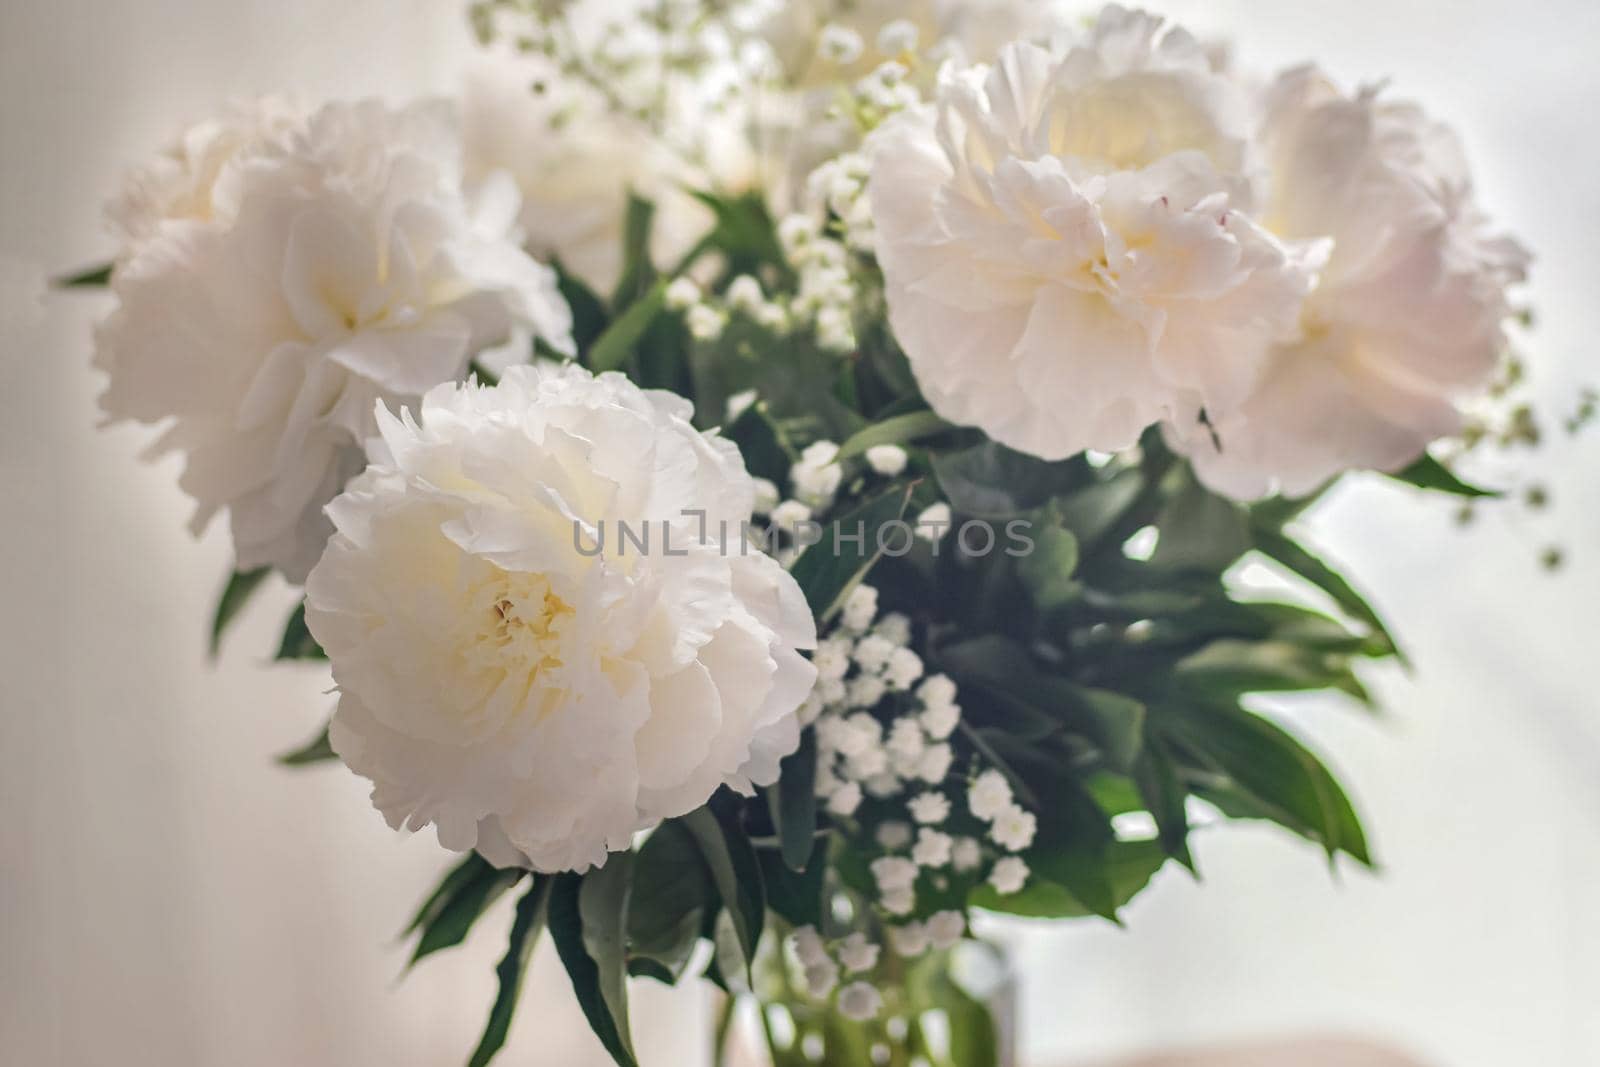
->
[909, 792, 951, 825]
[968, 770, 1013, 821]
[951, 836, 983, 873]
[664, 275, 701, 311]
[912, 828, 954, 868]
[818, 24, 865, 65]
[865, 444, 909, 476]
[989, 856, 1030, 895]
[686, 303, 727, 341]
[925, 910, 966, 950]
[990, 804, 1038, 851]
[838, 932, 881, 974]
[837, 980, 883, 1021]
[888, 921, 929, 958]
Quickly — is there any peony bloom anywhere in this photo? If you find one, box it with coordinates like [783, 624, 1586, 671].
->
[867, 7, 1318, 460]
[106, 96, 306, 253]
[461, 52, 711, 295]
[95, 98, 573, 581]
[1168, 67, 1529, 498]
[305, 364, 818, 872]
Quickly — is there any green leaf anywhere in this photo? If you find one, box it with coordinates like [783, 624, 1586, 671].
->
[55, 262, 113, 288]
[1015, 502, 1080, 613]
[1150, 471, 1251, 571]
[789, 483, 915, 621]
[1132, 742, 1193, 870]
[210, 565, 270, 657]
[723, 402, 795, 486]
[970, 839, 1169, 919]
[612, 193, 657, 308]
[835, 410, 953, 460]
[588, 277, 667, 374]
[681, 796, 764, 972]
[766, 727, 819, 872]
[627, 822, 713, 983]
[1167, 701, 1370, 865]
[1388, 454, 1500, 498]
[1055, 466, 1146, 551]
[580, 856, 637, 1065]
[554, 260, 610, 354]
[275, 603, 326, 660]
[409, 857, 524, 967]
[931, 442, 1083, 519]
[407, 853, 493, 936]
[1176, 638, 1370, 705]
[1249, 528, 1401, 661]
[939, 636, 1145, 772]
[275, 721, 335, 766]
[756, 835, 828, 929]
[468, 875, 551, 1067]
[549, 872, 639, 1067]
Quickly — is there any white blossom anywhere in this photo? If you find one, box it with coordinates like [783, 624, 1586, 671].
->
[989, 856, 1030, 895]
[853, 634, 898, 673]
[96, 98, 573, 581]
[990, 804, 1038, 852]
[951, 836, 983, 873]
[770, 499, 814, 533]
[968, 770, 1014, 821]
[866, 12, 1317, 462]
[837, 981, 883, 1021]
[847, 673, 889, 710]
[912, 828, 954, 868]
[686, 303, 728, 341]
[880, 886, 916, 916]
[916, 743, 954, 784]
[751, 477, 781, 516]
[871, 855, 920, 892]
[915, 503, 952, 542]
[664, 276, 702, 311]
[884, 647, 925, 691]
[304, 364, 816, 872]
[919, 700, 961, 741]
[926, 910, 966, 950]
[888, 921, 929, 958]
[793, 925, 829, 967]
[875, 822, 915, 852]
[826, 780, 864, 816]
[864, 444, 910, 476]
[838, 932, 881, 974]
[841, 585, 880, 632]
[909, 791, 952, 825]
[1168, 66, 1529, 498]
[805, 959, 841, 998]
[874, 612, 913, 646]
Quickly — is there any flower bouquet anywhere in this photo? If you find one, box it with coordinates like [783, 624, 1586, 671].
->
[71, 2, 1566, 1064]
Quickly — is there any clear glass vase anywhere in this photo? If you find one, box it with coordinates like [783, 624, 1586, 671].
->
[716, 937, 1017, 1067]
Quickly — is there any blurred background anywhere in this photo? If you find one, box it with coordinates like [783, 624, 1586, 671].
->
[2, 1, 1596, 1064]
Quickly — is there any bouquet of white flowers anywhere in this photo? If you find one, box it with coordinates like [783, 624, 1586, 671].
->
[68, 2, 1571, 1064]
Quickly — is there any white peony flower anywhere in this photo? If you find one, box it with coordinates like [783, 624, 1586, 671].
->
[1168, 66, 1529, 498]
[304, 364, 817, 872]
[95, 97, 573, 581]
[107, 96, 306, 252]
[867, 9, 1319, 461]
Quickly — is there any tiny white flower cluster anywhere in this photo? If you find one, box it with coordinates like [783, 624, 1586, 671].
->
[805, 150, 875, 254]
[790, 924, 883, 1020]
[664, 274, 789, 344]
[808, 586, 956, 821]
[780, 214, 859, 353]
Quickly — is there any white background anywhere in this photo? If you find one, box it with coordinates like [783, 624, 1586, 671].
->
[1, 2, 1597, 1066]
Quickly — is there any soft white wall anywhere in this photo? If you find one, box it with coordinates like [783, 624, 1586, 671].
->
[2, 2, 1597, 1067]
[0, 3, 699, 1065]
